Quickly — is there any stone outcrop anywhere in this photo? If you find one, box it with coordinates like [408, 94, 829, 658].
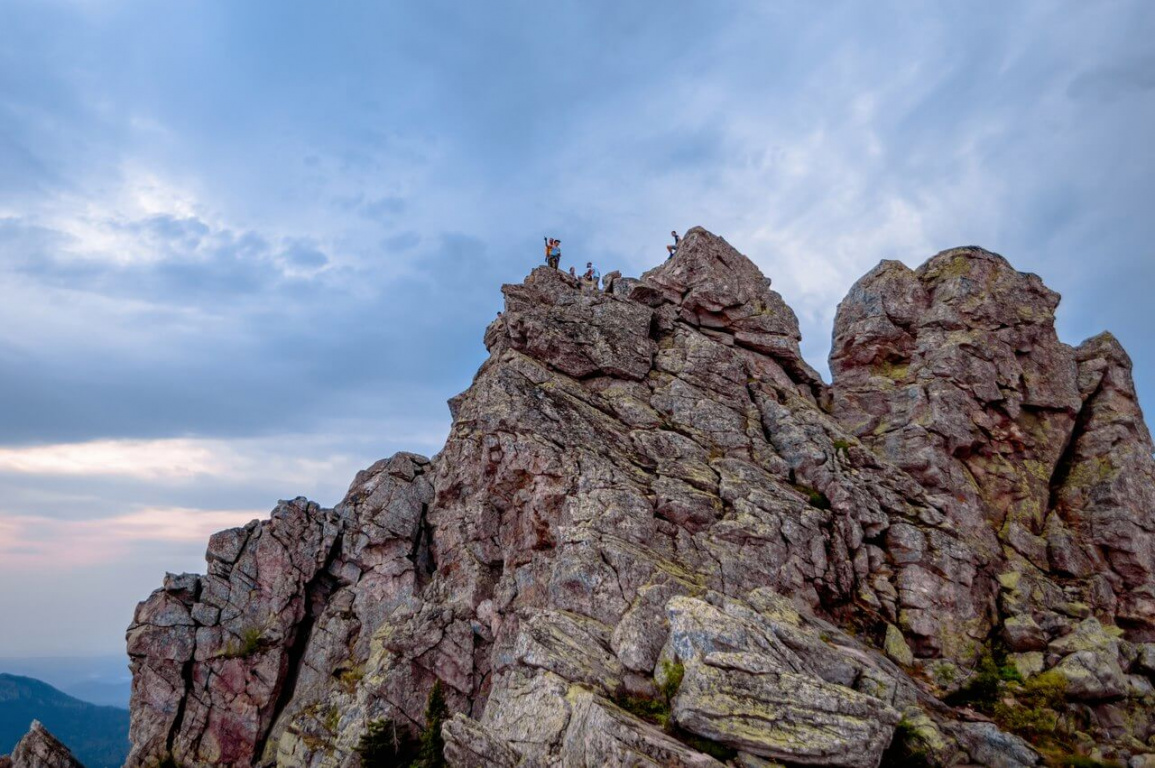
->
[2, 721, 86, 768]
[126, 228, 1155, 767]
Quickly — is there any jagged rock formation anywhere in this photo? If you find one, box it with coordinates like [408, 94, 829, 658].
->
[2, 721, 86, 768]
[126, 228, 1155, 767]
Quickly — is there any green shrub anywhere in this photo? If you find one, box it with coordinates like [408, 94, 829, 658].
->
[356, 681, 450, 768]
[833, 439, 851, 456]
[994, 670, 1067, 741]
[944, 652, 1000, 711]
[994, 700, 1059, 738]
[222, 626, 264, 658]
[930, 661, 957, 687]
[999, 663, 1024, 683]
[1023, 671, 1066, 709]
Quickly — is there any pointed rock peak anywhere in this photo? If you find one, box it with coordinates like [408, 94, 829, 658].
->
[642, 226, 771, 312]
[639, 226, 824, 395]
[855, 258, 917, 287]
[836, 259, 928, 333]
[1076, 330, 1132, 368]
[6, 721, 85, 768]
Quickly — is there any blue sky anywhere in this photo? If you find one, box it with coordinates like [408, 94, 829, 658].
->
[0, 0, 1153, 657]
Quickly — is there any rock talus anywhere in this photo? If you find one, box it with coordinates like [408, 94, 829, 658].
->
[125, 227, 1155, 767]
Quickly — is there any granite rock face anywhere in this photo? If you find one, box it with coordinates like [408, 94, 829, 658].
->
[126, 228, 1155, 767]
[2, 722, 86, 768]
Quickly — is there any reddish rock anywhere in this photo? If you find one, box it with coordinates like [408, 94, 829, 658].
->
[125, 229, 1155, 767]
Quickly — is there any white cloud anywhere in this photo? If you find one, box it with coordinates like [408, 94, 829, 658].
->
[0, 436, 354, 485]
[0, 507, 262, 568]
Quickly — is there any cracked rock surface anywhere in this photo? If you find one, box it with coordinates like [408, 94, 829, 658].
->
[125, 228, 1155, 767]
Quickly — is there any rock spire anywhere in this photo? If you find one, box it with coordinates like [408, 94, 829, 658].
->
[124, 228, 1155, 767]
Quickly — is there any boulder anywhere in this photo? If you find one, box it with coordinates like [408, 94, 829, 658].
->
[671, 653, 899, 768]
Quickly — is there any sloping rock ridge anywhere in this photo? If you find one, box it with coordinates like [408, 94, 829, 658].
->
[125, 228, 1155, 767]
[2, 721, 87, 768]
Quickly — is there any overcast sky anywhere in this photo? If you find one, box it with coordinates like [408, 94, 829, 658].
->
[0, 0, 1153, 658]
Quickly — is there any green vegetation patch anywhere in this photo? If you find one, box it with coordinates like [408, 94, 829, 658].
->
[337, 664, 365, 692]
[612, 659, 733, 760]
[417, 680, 449, 768]
[355, 680, 449, 768]
[613, 660, 684, 730]
[943, 652, 1002, 711]
[222, 626, 265, 658]
[356, 718, 419, 767]
[993, 670, 1067, 741]
[658, 659, 684, 702]
[791, 483, 831, 510]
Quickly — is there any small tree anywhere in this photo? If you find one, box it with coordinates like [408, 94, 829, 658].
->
[355, 718, 417, 767]
[417, 680, 449, 768]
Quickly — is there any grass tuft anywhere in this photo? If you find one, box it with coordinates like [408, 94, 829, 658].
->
[221, 626, 264, 658]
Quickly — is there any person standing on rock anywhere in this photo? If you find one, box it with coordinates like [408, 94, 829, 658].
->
[666, 230, 680, 259]
[544, 237, 561, 269]
[583, 261, 601, 290]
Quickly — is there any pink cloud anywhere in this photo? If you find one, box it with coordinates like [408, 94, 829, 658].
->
[0, 507, 261, 569]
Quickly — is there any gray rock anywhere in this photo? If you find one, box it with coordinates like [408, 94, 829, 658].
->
[672, 653, 899, 768]
[4, 721, 85, 768]
[1054, 650, 1127, 701]
[951, 721, 1039, 767]
[443, 714, 522, 768]
[1003, 614, 1048, 652]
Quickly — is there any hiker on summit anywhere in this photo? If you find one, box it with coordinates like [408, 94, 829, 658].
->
[583, 261, 601, 290]
[666, 230, 680, 259]
[544, 237, 561, 269]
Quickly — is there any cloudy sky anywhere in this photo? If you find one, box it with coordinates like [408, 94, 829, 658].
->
[0, 0, 1153, 659]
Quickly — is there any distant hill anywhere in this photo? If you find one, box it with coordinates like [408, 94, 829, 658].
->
[0, 674, 129, 768]
[59, 679, 131, 710]
[0, 656, 131, 709]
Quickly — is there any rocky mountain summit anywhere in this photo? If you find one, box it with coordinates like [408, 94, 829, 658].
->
[125, 228, 1155, 768]
[1, 721, 86, 768]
